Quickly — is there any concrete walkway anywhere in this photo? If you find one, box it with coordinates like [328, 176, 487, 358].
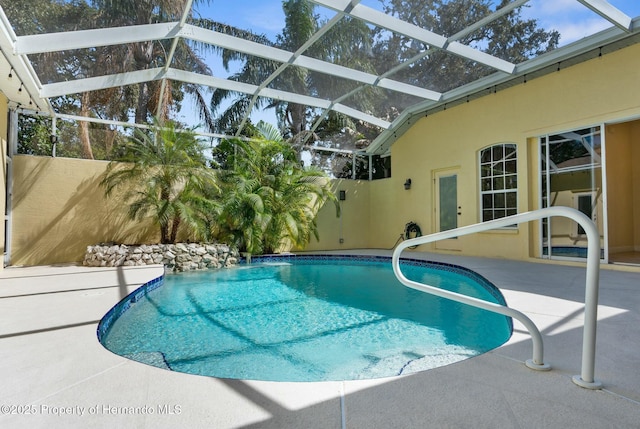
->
[1, 252, 639, 428]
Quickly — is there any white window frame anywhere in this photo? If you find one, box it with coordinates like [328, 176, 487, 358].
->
[478, 143, 518, 228]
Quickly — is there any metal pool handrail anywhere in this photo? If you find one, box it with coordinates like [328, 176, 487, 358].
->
[391, 206, 601, 389]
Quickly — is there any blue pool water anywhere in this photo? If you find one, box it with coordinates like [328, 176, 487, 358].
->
[99, 256, 512, 381]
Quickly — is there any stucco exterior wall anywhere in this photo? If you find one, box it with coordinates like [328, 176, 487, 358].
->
[302, 179, 371, 251]
[633, 122, 640, 251]
[606, 122, 634, 254]
[11, 156, 157, 266]
[362, 42, 640, 260]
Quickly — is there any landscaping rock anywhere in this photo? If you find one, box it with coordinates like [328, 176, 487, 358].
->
[83, 243, 239, 272]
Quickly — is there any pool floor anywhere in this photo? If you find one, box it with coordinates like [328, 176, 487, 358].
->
[100, 258, 511, 381]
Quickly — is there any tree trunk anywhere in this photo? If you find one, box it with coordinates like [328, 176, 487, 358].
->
[136, 82, 150, 124]
[169, 216, 181, 244]
[160, 187, 171, 243]
[160, 223, 170, 244]
[79, 92, 94, 159]
[104, 128, 115, 159]
[288, 103, 306, 138]
[288, 102, 307, 161]
[134, 40, 155, 123]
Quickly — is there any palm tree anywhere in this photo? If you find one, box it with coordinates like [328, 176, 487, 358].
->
[215, 122, 339, 254]
[3, 0, 222, 158]
[100, 118, 218, 244]
[92, 0, 217, 125]
[209, 0, 376, 141]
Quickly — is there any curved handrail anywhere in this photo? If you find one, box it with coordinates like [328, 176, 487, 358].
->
[392, 206, 601, 388]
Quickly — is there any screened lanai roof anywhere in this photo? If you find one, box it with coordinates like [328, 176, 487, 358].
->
[0, 0, 639, 156]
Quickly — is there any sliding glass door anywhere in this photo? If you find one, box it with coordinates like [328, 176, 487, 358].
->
[540, 126, 605, 260]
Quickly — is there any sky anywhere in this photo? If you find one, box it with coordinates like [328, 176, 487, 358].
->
[196, 0, 640, 46]
[180, 0, 640, 131]
[522, 0, 640, 45]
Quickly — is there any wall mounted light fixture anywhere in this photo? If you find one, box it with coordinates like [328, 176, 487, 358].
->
[339, 190, 346, 201]
[404, 179, 412, 190]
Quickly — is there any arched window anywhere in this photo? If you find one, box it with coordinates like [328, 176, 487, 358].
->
[479, 143, 517, 222]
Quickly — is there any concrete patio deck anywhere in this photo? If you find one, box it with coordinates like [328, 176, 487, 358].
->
[1, 251, 639, 428]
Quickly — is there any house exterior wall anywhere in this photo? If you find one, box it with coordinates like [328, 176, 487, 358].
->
[310, 42, 640, 260]
[606, 122, 634, 254]
[606, 121, 640, 253]
[633, 122, 640, 251]
[302, 179, 371, 251]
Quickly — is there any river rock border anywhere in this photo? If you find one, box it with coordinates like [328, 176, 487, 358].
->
[83, 243, 239, 272]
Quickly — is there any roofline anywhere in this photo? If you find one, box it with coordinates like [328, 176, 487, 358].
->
[366, 16, 640, 156]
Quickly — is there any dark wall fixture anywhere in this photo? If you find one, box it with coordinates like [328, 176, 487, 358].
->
[339, 190, 346, 200]
[404, 179, 412, 190]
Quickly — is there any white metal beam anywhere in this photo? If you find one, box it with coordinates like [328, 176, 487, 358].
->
[312, 0, 516, 74]
[168, 68, 333, 109]
[183, 24, 440, 100]
[447, 41, 515, 73]
[40, 68, 167, 98]
[576, 0, 632, 31]
[166, 69, 391, 128]
[19, 22, 441, 102]
[302, 144, 362, 155]
[0, 9, 51, 112]
[234, 10, 350, 136]
[332, 103, 390, 129]
[14, 22, 180, 55]
[156, 0, 193, 118]
[341, 2, 447, 48]
[377, 78, 441, 100]
[448, 0, 531, 42]
[183, 24, 291, 62]
[166, 68, 266, 97]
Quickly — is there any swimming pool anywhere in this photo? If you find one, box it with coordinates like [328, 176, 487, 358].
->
[98, 255, 512, 381]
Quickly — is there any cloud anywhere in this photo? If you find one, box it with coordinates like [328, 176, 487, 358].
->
[521, 0, 618, 46]
[554, 18, 613, 44]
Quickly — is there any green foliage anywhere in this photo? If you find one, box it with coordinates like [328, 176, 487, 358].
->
[375, 0, 560, 94]
[209, 0, 376, 140]
[209, 121, 261, 170]
[214, 122, 339, 254]
[16, 113, 130, 160]
[101, 118, 218, 244]
[2, 0, 217, 159]
[17, 115, 54, 157]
